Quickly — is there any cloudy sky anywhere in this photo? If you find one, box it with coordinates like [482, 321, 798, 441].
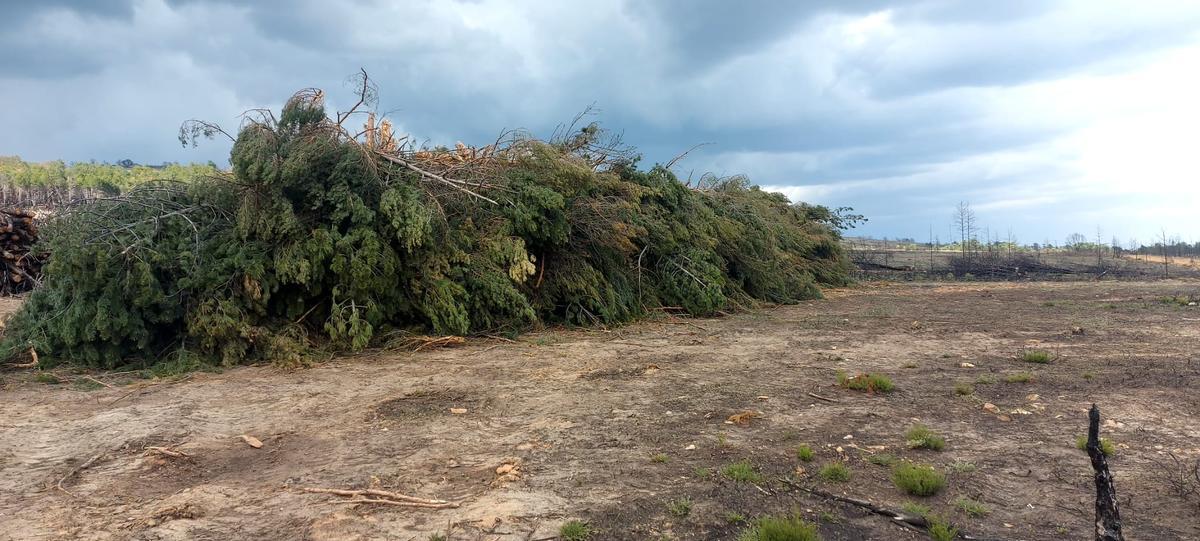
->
[2, 0, 1198, 244]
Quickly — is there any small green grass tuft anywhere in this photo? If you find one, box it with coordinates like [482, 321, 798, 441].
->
[974, 374, 996, 385]
[796, 444, 815, 462]
[953, 497, 990, 517]
[725, 511, 747, 524]
[953, 382, 974, 396]
[1042, 301, 1056, 307]
[818, 510, 841, 523]
[667, 497, 692, 517]
[901, 502, 931, 518]
[34, 372, 62, 384]
[818, 462, 851, 482]
[837, 371, 894, 393]
[1082, 371, 1095, 380]
[73, 378, 105, 391]
[892, 463, 946, 496]
[722, 460, 764, 484]
[737, 514, 821, 541]
[560, 520, 592, 541]
[1021, 350, 1053, 364]
[903, 362, 919, 369]
[867, 453, 898, 467]
[905, 424, 946, 451]
[693, 467, 713, 479]
[927, 515, 959, 541]
[428, 534, 447, 541]
[949, 461, 977, 474]
[651, 453, 669, 463]
[1004, 372, 1033, 383]
[1076, 436, 1116, 456]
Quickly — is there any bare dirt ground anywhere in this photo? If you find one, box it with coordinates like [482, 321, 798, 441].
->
[1, 281, 1199, 541]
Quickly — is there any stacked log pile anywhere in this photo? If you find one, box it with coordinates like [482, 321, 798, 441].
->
[0, 209, 45, 295]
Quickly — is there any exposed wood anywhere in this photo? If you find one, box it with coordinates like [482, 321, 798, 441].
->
[0, 208, 45, 295]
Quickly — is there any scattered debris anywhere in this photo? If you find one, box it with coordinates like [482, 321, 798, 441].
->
[492, 457, 522, 486]
[145, 446, 190, 459]
[726, 410, 760, 426]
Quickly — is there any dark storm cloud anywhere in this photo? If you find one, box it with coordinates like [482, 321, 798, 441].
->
[627, 0, 894, 71]
[0, 0, 1197, 242]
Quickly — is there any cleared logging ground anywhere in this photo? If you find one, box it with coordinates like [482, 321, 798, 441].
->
[1, 280, 1198, 540]
[849, 245, 1200, 281]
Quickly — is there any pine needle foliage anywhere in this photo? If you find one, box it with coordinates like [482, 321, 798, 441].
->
[2, 83, 852, 369]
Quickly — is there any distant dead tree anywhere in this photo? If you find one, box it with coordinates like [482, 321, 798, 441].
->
[1066, 232, 1087, 251]
[953, 201, 977, 260]
[1160, 228, 1170, 278]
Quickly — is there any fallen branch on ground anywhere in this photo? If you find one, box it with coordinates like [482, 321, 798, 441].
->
[807, 392, 839, 403]
[56, 451, 107, 497]
[145, 446, 190, 459]
[299, 486, 459, 509]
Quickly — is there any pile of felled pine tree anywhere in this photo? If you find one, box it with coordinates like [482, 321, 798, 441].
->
[0, 209, 45, 295]
[1, 75, 856, 370]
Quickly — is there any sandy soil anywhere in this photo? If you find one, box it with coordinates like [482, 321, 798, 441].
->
[1, 281, 1198, 540]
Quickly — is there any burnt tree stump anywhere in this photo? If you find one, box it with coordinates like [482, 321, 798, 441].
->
[1088, 403, 1124, 541]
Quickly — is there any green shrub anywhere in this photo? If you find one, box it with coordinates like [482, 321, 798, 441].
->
[837, 372, 894, 393]
[667, 497, 692, 517]
[927, 516, 958, 541]
[905, 424, 946, 451]
[796, 444, 815, 462]
[892, 463, 946, 496]
[2, 83, 853, 370]
[1004, 372, 1033, 383]
[1075, 436, 1116, 456]
[737, 514, 821, 541]
[818, 462, 851, 482]
[722, 460, 764, 484]
[953, 382, 974, 396]
[560, 520, 592, 541]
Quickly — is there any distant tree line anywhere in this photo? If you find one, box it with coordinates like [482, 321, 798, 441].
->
[0, 156, 217, 208]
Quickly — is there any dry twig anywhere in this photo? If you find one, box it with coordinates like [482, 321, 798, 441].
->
[807, 392, 839, 403]
[300, 486, 458, 509]
[56, 451, 107, 497]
